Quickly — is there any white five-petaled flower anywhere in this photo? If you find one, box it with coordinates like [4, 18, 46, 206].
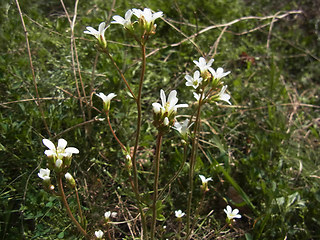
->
[38, 168, 50, 181]
[172, 119, 192, 137]
[42, 139, 79, 159]
[96, 92, 117, 111]
[217, 85, 231, 105]
[224, 205, 241, 221]
[112, 10, 133, 28]
[175, 210, 185, 218]
[185, 70, 203, 89]
[199, 175, 213, 184]
[193, 57, 214, 73]
[209, 67, 231, 80]
[152, 89, 188, 115]
[132, 8, 163, 24]
[95, 230, 104, 239]
[84, 22, 109, 47]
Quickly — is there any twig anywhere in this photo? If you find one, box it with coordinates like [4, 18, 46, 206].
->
[60, 0, 87, 131]
[15, 0, 51, 137]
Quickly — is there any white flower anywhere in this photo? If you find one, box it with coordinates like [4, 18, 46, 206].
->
[65, 172, 73, 181]
[175, 210, 185, 218]
[132, 8, 163, 24]
[185, 70, 203, 89]
[43, 139, 79, 159]
[173, 119, 192, 137]
[152, 89, 188, 116]
[217, 85, 231, 105]
[96, 92, 117, 104]
[112, 10, 133, 28]
[199, 175, 213, 184]
[224, 205, 241, 221]
[193, 92, 206, 102]
[95, 230, 104, 238]
[209, 67, 231, 80]
[38, 168, 50, 181]
[96, 92, 117, 111]
[84, 22, 109, 47]
[105, 211, 117, 220]
[193, 57, 214, 73]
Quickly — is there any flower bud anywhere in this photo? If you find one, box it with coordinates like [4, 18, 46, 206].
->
[65, 172, 76, 188]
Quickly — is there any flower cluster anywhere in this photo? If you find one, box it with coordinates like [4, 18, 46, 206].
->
[42, 138, 79, 171]
[185, 57, 231, 105]
[84, 8, 163, 46]
[38, 138, 79, 189]
[152, 89, 188, 132]
[112, 8, 163, 42]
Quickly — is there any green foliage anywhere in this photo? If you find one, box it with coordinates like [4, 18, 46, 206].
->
[1, 0, 319, 239]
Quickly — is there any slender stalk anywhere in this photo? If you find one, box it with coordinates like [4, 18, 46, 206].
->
[186, 94, 204, 239]
[75, 186, 84, 226]
[131, 43, 146, 192]
[158, 143, 187, 200]
[150, 133, 163, 240]
[130, 43, 148, 239]
[105, 111, 127, 152]
[106, 223, 112, 240]
[101, 48, 136, 101]
[57, 175, 88, 238]
[15, 0, 51, 137]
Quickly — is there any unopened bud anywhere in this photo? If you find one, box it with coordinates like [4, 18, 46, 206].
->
[65, 172, 76, 188]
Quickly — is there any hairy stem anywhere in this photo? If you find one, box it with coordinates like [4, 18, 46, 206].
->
[158, 143, 187, 200]
[57, 175, 88, 238]
[151, 133, 163, 240]
[131, 43, 148, 239]
[102, 48, 136, 101]
[15, 0, 51, 137]
[106, 110, 126, 152]
[186, 94, 204, 239]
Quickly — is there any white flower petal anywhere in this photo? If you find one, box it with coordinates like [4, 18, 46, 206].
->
[65, 147, 79, 154]
[57, 138, 67, 150]
[42, 139, 55, 150]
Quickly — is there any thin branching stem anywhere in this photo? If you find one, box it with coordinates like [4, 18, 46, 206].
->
[101, 48, 137, 101]
[130, 43, 148, 239]
[15, 0, 51, 137]
[75, 186, 84, 227]
[105, 110, 127, 152]
[158, 143, 188, 200]
[57, 175, 88, 238]
[186, 92, 204, 239]
[151, 133, 163, 240]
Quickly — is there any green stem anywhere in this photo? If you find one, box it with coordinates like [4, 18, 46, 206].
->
[186, 94, 204, 239]
[101, 48, 136, 101]
[158, 143, 187, 200]
[105, 110, 127, 152]
[57, 175, 88, 238]
[150, 133, 163, 240]
[75, 186, 84, 227]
